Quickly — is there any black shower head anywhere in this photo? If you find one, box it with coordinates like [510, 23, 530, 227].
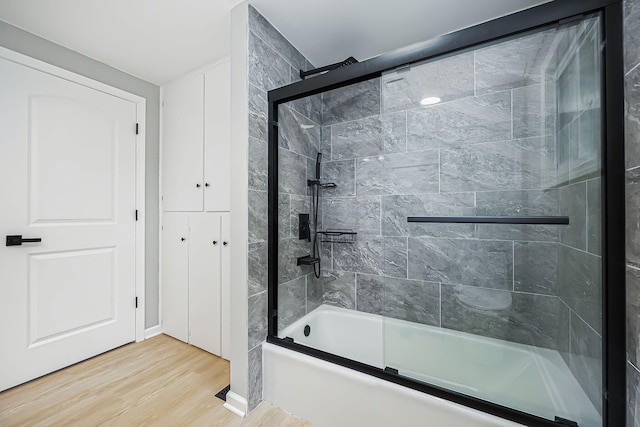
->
[316, 152, 322, 180]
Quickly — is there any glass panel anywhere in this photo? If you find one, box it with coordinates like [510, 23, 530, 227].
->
[381, 15, 602, 427]
[274, 13, 603, 427]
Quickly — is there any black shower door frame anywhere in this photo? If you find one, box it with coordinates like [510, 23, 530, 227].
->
[266, 1, 625, 425]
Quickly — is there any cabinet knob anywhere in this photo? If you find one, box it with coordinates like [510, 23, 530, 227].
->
[196, 183, 201, 188]
[213, 240, 218, 245]
[223, 241, 228, 246]
[205, 182, 210, 187]
[181, 237, 186, 241]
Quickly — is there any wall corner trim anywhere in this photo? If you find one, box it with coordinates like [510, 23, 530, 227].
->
[223, 391, 248, 417]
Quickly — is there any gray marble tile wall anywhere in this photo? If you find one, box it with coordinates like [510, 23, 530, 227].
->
[246, 5, 320, 412]
[626, 0, 640, 425]
[315, 28, 569, 356]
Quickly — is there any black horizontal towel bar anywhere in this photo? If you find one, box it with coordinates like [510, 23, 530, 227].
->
[407, 216, 570, 225]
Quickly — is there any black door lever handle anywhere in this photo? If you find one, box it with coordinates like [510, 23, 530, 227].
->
[6, 235, 42, 246]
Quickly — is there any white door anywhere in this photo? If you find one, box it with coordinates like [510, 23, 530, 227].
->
[161, 213, 189, 342]
[204, 60, 231, 212]
[0, 57, 137, 391]
[162, 74, 204, 212]
[188, 213, 221, 355]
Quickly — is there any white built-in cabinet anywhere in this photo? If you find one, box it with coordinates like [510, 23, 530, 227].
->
[161, 58, 231, 359]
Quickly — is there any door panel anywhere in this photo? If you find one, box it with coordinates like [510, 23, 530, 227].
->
[221, 212, 231, 360]
[161, 212, 189, 342]
[188, 213, 221, 355]
[0, 57, 137, 392]
[162, 74, 204, 211]
[204, 61, 230, 212]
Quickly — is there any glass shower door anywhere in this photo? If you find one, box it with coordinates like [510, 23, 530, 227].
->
[381, 15, 603, 427]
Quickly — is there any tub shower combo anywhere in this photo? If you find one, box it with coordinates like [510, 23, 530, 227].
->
[266, 2, 625, 426]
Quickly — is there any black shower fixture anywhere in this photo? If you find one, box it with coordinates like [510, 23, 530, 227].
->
[300, 56, 359, 80]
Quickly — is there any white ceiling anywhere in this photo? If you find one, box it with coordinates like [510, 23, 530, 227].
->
[0, 0, 551, 85]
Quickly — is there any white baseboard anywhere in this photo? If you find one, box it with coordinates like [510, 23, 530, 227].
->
[144, 325, 162, 339]
[223, 391, 247, 417]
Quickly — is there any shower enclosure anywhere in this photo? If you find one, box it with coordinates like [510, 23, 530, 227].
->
[266, 1, 625, 426]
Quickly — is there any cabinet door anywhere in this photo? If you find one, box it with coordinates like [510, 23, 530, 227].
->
[162, 73, 204, 211]
[204, 60, 231, 212]
[188, 213, 221, 355]
[220, 213, 231, 360]
[161, 213, 189, 342]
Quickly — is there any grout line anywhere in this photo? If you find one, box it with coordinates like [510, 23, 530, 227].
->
[512, 241, 515, 291]
[404, 110, 408, 153]
[510, 89, 514, 140]
[439, 283, 442, 327]
[473, 51, 477, 98]
[405, 236, 409, 279]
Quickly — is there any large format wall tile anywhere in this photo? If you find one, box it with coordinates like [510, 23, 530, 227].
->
[248, 30, 290, 92]
[289, 195, 310, 239]
[356, 156, 384, 196]
[331, 116, 385, 160]
[441, 284, 562, 349]
[333, 236, 383, 275]
[322, 78, 381, 125]
[514, 242, 558, 295]
[407, 238, 513, 289]
[248, 344, 263, 411]
[512, 84, 555, 139]
[475, 29, 556, 94]
[278, 238, 312, 284]
[571, 109, 602, 183]
[569, 312, 602, 414]
[248, 291, 267, 350]
[289, 94, 323, 126]
[248, 190, 267, 243]
[278, 276, 307, 331]
[558, 244, 602, 334]
[628, 169, 640, 268]
[407, 91, 511, 151]
[627, 66, 640, 170]
[557, 300, 571, 367]
[382, 150, 439, 195]
[279, 148, 307, 196]
[356, 273, 384, 315]
[248, 5, 305, 70]
[440, 138, 553, 192]
[382, 111, 407, 154]
[278, 194, 290, 239]
[382, 52, 474, 113]
[625, 0, 640, 73]
[476, 189, 559, 242]
[307, 272, 323, 313]
[628, 266, 640, 368]
[321, 270, 355, 309]
[248, 242, 268, 297]
[384, 277, 440, 326]
[559, 182, 587, 251]
[323, 196, 381, 235]
[382, 193, 475, 239]
[383, 237, 408, 278]
[278, 105, 320, 159]
[322, 160, 356, 197]
[249, 84, 268, 141]
[248, 137, 267, 192]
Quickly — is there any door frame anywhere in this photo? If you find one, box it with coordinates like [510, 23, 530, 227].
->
[0, 46, 147, 343]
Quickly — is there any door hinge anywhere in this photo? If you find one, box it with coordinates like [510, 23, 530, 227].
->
[135, 209, 138, 221]
[135, 123, 139, 135]
[135, 297, 138, 308]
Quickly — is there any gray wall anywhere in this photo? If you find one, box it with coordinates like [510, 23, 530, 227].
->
[245, 4, 315, 411]
[625, 0, 640, 425]
[0, 20, 161, 328]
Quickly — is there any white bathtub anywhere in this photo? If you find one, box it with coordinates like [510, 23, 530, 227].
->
[264, 305, 600, 427]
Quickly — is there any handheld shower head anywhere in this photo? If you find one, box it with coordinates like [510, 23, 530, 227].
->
[316, 152, 322, 180]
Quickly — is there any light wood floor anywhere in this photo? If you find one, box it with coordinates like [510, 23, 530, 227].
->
[0, 334, 313, 426]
